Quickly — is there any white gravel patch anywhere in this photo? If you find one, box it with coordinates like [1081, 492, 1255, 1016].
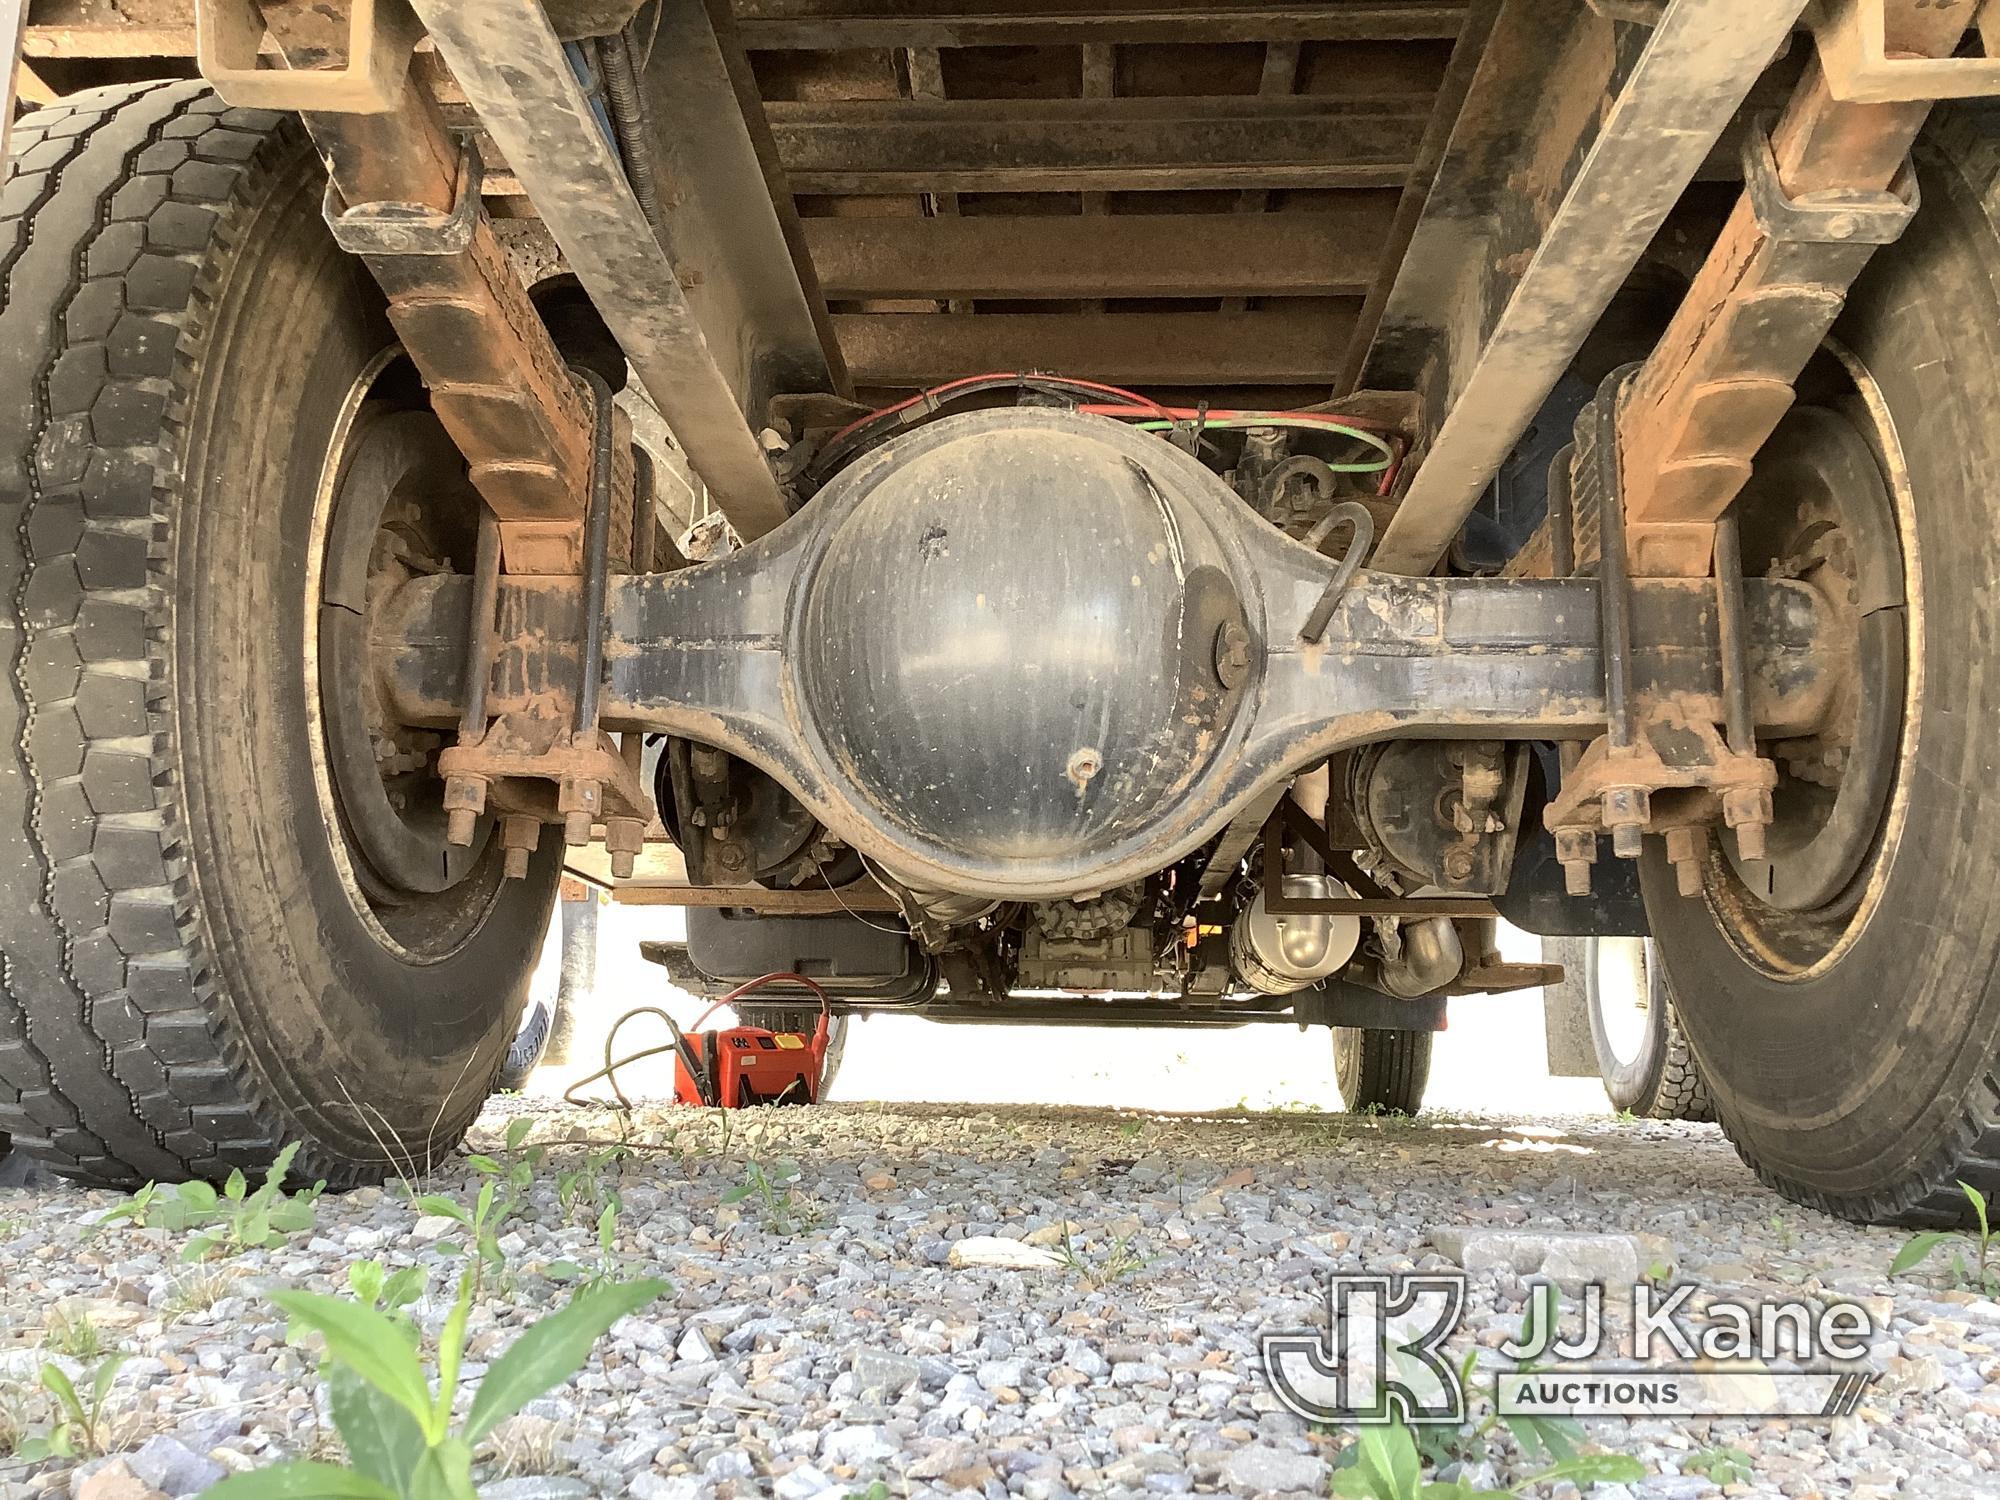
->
[1, 1102, 1996, 1498]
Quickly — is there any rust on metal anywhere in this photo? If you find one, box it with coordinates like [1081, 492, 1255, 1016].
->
[612, 881, 904, 913]
[1616, 2, 1965, 577]
[292, 95, 598, 571]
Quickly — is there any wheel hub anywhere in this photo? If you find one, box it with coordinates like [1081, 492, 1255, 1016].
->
[319, 407, 486, 900]
[1724, 404, 1904, 915]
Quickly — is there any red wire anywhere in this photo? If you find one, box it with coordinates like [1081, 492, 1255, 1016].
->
[690, 970, 829, 1031]
[821, 383, 1409, 499]
[1074, 404, 1396, 431]
[826, 372, 1173, 446]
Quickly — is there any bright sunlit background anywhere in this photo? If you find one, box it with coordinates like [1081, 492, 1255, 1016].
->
[525, 900, 1612, 1115]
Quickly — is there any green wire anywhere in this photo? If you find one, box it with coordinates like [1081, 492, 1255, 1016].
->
[1128, 416, 1395, 472]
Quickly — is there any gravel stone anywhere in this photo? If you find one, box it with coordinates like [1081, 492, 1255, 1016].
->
[2, 1100, 1996, 1498]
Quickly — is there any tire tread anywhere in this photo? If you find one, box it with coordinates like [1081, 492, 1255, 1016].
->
[0, 83, 349, 1186]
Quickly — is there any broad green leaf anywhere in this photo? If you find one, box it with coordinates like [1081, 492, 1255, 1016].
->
[544, 1260, 585, 1282]
[1891, 1230, 1955, 1276]
[39, 1362, 83, 1424]
[382, 1267, 426, 1310]
[205, 1460, 401, 1499]
[348, 1262, 385, 1306]
[1332, 1467, 1384, 1500]
[328, 1364, 428, 1492]
[464, 1155, 503, 1176]
[270, 1290, 438, 1438]
[463, 1278, 667, 1441]
[1528, 1454, 1647, 1486]
[720, 1185, 755, 1204]
[181, 1234, 220, 1264]
[417, 1195, 471, 1225]
[1369, 1421, 1421, 1500]
[435, 1272, 475, 1420]
[178, 1180, 220, 1215]
[474, 1181, 495, 1226]
[90, 1352, 131, 1407]
[270, 1198, 317, 1233]
[1960, 1181, 1991, 1241]
[260, 1142, 303, 1201]
[223, 1168, 248, 1202]
[505, 1118, 534, 1151]
[407, 1437, 479, 1500]
[597, 1202, 617, 1256]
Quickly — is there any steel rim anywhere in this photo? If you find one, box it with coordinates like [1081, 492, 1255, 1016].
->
[1590, 936, 1652, 1070]
[303, 354, 510, 962]
[1695, 349, 1920, 981]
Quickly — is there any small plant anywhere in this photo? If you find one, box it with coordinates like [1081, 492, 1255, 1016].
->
[722, 1159, 817, 1235]
[1770, 1214, 1794, 1255]
[42, 1306, 103, 1360]
[555, 1144, 630, 1222]
[205, 1268, 666, 1499]
[1334, 1417, 1644, 1499]
[547, 1198, 627, 1289]
[1890, 1181, 1997, 1296]
[94, 1142, 323, 1261]
[1681, 1446, 1754, 1485]
[164, 1264, 238, 1323]
[14, 1354, 129, 1461]
[1053, 1228, 1151, 1289]
[418, 1180, 514, 1292]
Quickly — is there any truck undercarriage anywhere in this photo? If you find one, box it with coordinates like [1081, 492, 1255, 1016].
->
[4, 0, 1998, 1227]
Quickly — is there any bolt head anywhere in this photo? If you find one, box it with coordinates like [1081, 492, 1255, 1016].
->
[1601, 784, 1650, 829]
[1735, 820, 1767, 862]
[1562, 859, 1593, 896]
[1212, 620, 1253, 690]
[563, 810, 594, 846]
[504, 845, 531, 880]
[1611, 822, 1644, 860]
[446, 807, 477, 847]
[1442, 847, 1476, 882]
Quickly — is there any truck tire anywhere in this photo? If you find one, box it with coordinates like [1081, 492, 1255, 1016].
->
[1335, 1027, 1431, 1116]
[1642, 108, 2000, 1227]
[1584, 938, 1712, 1122]
[0, 84, 558, 1187]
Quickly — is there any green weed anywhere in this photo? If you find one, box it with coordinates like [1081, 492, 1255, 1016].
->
[94, 1142, 323, 1261]
[14, 1354, 129, 1461]
[204, 1266, 665, 1499]
[1891, 1182, 1997, 1296]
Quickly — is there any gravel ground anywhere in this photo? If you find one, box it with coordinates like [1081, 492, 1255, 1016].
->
[0, 1101, 1996, 1500]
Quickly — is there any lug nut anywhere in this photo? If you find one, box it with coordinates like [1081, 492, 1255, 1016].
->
[558, 776, 602, 847]
[605, 815, 646, 880]
[1664, 825, 1702, 897]
[1722, 785, 1774, 863]
[500, 814, 541, 880]
[442, 773, 488, 848]
[1600, 785, 1650, 859]
[1554, 826, 1597, 896]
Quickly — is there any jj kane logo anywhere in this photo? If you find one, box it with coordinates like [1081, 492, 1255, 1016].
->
[1261, 1274, 1878, 1424]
